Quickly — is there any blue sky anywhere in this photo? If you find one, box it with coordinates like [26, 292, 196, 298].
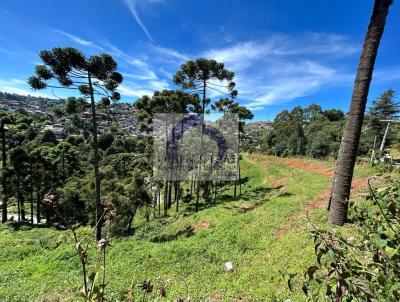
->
[0, 0, 399, 121]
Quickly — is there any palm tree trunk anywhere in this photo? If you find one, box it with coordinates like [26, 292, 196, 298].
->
[328, 0, 393, 225]
[88, 73, 102, 240]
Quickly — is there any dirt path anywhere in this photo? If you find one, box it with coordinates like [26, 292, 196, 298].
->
[245, 154, 334, 178]
[276, 177, 368, 238]
[282, 158, 334, 178]
[244, 154, 367, 238]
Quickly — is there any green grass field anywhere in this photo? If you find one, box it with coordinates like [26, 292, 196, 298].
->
[0, 154, 373, 302]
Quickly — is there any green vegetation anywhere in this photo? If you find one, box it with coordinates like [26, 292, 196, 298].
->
[257, 104, 345, 158]
[245, 89, 400, 160]
[302, 175, 400, 301]
[0, 155, 341, 302]
[1, 14, 399, 299]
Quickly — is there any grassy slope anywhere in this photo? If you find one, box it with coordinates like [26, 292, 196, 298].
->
[0, 154, 371, 302]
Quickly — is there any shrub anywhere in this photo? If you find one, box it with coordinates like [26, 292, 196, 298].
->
[301, 176, 400, 301]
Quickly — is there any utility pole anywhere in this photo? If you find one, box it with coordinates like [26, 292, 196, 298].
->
[370, 136, 377, 167]
[379, 122, 390, 152]
[379, 119, 400, 152]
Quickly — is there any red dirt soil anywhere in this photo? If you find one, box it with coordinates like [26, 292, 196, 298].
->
[282, 158, 334, 178]
[191, 220, 211, 233]
[244, 155, 367, 238]
[276, 177, 367, 238]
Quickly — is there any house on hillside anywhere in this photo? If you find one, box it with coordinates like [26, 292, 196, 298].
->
[43, 124, 65, 139]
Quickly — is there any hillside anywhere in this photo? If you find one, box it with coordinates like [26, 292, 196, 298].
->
[0, 155, 373, 302]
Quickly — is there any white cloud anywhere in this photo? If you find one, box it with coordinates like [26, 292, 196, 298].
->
[373, 66, 400, 83]
[118, 78, 170, 99]
[200, 33, 360, 108]
[53, 29, 104, 51]
[0, 78, 53, 98]
[122, 0, 154, 42]
[149, 45, 189, 62]
[10, 27, 370, 109]
[0, 47, 16, 55]
[109, 33, 358, 106]
[246, 78, 321, 108]
[118, 84, 154, 98]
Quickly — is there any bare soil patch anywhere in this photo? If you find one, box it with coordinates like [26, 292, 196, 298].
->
[236, 202, 255, 213]
[190, 220, 211, 233]
[276, 177, 368, 238]
[282, 158, 333, 178]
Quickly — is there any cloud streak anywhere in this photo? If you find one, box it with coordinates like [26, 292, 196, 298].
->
[201, 33, 360, 108]
[53, 29, 104, 51]
[38, 27, 398, 110]
[123, 0, 154, 42]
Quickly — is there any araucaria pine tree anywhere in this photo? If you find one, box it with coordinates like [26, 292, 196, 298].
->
[28, 47, 123, 239]
[173, 58, 237, 211]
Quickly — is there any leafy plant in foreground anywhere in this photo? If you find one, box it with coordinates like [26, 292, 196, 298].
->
[43, 191, 114, 301]
[301, 176, 400, 301]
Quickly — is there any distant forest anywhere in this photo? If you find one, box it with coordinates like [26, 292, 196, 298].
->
[243, 89, 400, 158]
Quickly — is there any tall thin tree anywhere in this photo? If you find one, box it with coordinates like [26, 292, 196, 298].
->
[329, 0, 394, 225]
[0, 117, 10, 223]
[28, 47, 123, 239]
[174, 58, 237, 211]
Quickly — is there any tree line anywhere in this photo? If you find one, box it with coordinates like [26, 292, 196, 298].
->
[244, 88, 399, 159]
[0, 50, 253, 239]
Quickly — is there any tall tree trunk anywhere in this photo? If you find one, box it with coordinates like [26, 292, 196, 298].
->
[30, 155, 33, 224]
[164, 180, 169, 217]
[195, 79, 207, 212]
[167, 181, 173, 209]
[127, 205, 138, 234]
[329, 0, 393, 225]
[1, 123, 7, 223]
[20, 191, 25, 221]
[157, 183, 161, 218]
[190, 174, 193, 195]
[17, 174, 21, 222]
[36, 184, 41, 224]
[88, 73, 102, 240]
[30, 183, 34, 224]
[175, 181, 180, 212]
[238, 162, 242, 195]
[238, 132, 242, 196]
